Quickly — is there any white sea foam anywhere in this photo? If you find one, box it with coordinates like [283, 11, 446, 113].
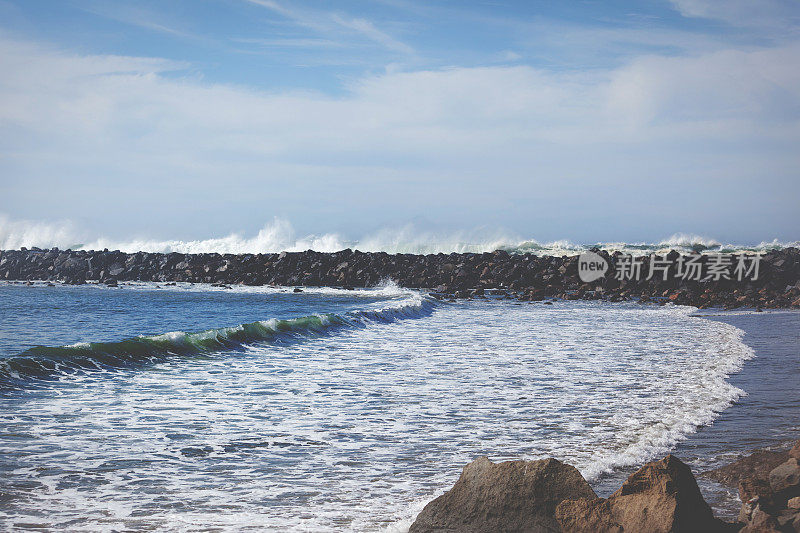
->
[1, 213, 796, 255]
[0, 299, 757, 532]
[43, 279, 414, 300]
[659, 232, 722, 249]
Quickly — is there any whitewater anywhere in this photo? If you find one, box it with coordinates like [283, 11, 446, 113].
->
[1, 214, 796, 256]
[0, 280, 757, 531]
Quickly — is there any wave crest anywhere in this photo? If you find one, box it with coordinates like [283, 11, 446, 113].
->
[0, 291, 432, 391]
[1, 214, 796, 256]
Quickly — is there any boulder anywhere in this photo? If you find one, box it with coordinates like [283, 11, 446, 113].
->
[791, 441, 800, 461]
[725, 443, 800, 532]
[739, 477, 779, 516]
[703, 449, 791, 487]
[769, 458, 800, 499]
[776, 508, 800, 531]
[605, 455, 720, 532]
[408, 456, 596, 533]
[557, 455, 727, 533]
[554, 497, 622, 532]
[739, 506, 782, 533]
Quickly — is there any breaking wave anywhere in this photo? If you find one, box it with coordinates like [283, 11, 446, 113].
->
[1, 214, 797, 256]
[0, 290, 433, 391]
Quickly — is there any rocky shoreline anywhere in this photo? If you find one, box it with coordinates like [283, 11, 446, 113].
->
[408, 440, 800, 532]
[1, 247, 800, 308]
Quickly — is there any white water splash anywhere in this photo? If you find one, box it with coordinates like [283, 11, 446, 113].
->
[0, 213, 796, 256]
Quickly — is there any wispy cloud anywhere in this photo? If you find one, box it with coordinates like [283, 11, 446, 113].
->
[669, 0, 800, 29]
[233, 37, 345, 49]
[330, 14, 414, 55]
[79, 3, 197, 40]
[243, 0, 414, 55]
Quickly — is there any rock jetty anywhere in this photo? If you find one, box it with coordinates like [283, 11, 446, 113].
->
[1, 247, 799, 308]
[409, 442, 800, 532]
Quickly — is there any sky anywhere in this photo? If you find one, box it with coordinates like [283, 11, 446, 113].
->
[0, 0, 799, 248]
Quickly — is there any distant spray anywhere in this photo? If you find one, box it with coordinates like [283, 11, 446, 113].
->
[0, 213, 795, 256]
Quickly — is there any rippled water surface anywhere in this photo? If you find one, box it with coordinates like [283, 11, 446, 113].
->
[0, 282, 758, 531]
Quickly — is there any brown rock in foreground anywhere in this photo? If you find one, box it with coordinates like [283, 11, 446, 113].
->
[408, 456, 596, 533]
[703, 449, 792, 488]
[408, 446, 800, 531]
[703, 440, 800, 531]
[557, 455, 728, 533]
[409, 455, 736, 533]
[554, 498, 622, 532]
[606, 455, 725, 532]
[769, 458, 800, 501]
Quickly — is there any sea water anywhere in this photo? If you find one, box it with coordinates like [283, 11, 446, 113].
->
[0, 281, 766, 531]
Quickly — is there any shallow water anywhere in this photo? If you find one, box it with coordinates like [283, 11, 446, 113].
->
[0, 282, 771, 531]
[674, 310, 800, 518]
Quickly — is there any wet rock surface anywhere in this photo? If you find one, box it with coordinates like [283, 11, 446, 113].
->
[705, 442, 800, 528]
[704, 450, 795, 488]
[2, 247, 799, 309]
[410, 444, 800, 532]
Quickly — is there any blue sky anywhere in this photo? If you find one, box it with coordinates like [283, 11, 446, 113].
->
[0, 0, 799, 247]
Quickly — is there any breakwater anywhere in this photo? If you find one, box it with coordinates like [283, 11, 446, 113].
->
[1, 247, 799, 308]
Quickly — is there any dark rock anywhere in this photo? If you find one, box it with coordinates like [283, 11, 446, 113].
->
[739, 505, 782, 532]
[704, 449, 792, 487]
[790, 442, 800, 461]
[709, 441, 800, 532]
[0, 247, 798, 306]
[408, 456, 596, 533]
[776, 508, 800, 530]
[739, 477, 780, 515]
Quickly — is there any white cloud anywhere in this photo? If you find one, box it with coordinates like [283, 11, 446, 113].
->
[0, 34, 798, 240]
[1, 35, 798, 160]
[607, 44, 800, 131]
[669, 0, 800, 28]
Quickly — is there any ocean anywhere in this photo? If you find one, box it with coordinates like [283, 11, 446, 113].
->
[0, 281, 798, 531]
